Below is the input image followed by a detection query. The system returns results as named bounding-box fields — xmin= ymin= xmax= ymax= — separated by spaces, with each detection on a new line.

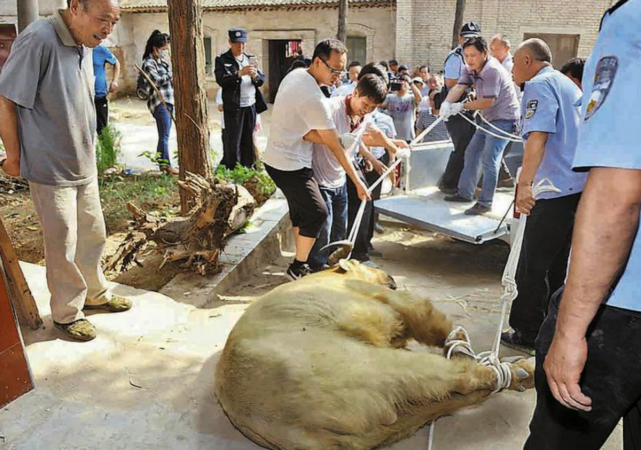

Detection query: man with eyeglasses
xmin=263 ymin=38 xmax=370 ymax=280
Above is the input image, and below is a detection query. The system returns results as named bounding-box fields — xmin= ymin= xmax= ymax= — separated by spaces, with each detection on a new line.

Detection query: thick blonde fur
xmin=214 ymin=261 xmax=534 ymax=450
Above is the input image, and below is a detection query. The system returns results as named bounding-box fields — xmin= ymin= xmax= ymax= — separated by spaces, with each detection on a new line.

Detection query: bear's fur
xmin=215 ymin=260 xmax=534 ymax=450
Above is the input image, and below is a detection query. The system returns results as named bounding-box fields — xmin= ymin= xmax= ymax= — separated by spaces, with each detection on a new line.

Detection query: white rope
xmin=477 ymin=112 xmax=524 ymax=142
xmin=427 ymin=180 xmax=560 ymax=450
xmin=324 ymin=117 xmax=446 ymax=257
xmin=456 ymin=111 xmax=523 ymax=143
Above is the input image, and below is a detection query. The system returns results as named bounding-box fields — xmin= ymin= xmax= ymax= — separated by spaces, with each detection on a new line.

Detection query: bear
xmin=214 ymin=260 xmax=534 ymax=450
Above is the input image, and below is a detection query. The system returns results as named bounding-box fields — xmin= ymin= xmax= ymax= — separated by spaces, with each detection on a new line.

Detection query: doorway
xmin=0 ymin=24 xmax=17 ymax=73
xmin=267 ymin=39 xmax=302 ymax=102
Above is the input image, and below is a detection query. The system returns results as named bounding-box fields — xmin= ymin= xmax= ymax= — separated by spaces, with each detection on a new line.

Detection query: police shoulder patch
xmin=585 ymin=56 xmax=618 ymax=121
xmin=524 ymin=99 xmax=538 ymax=119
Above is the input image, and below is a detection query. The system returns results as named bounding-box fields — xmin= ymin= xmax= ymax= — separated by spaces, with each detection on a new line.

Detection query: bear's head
xmin=324 ymin=259 xmax=397 ymax=290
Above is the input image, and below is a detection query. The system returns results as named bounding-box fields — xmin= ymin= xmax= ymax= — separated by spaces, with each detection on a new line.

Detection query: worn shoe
xmin=501 ymin=330 xmax=536 ymax=356
xmin=497 ymin=177 xmax=516 ymax=189
xmin=369 ymin=248 xmax=383 ymax=258
xmin=374 ymin=223 xmax=385 ymax=234
xmin=54 ymin=319 xmax=97 ymax=342
xmin=444 ymin=194 xmax=474 ymax=203
xmin=438 ymin=183 xmax=458 ymax=195
xmin=287 ymin=262 xmax=312 ymax=280
xmin=84 ymin=296 xmax=132 ymax=313
xmin=162 ymin=166 xmax=179 ymax=176
xmin=464 ymin=203 xmax=491 ymax=216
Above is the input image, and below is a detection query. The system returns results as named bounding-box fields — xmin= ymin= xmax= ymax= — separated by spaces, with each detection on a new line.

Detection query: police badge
xmin=525 ymin=100 xmax=538 ymax=119
xmin=585 ymin=56 xmax=618 ymax=121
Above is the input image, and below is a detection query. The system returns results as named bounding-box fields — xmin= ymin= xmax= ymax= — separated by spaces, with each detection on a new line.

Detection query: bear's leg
xmin=380 ymin=291 xmax=454 ymax=347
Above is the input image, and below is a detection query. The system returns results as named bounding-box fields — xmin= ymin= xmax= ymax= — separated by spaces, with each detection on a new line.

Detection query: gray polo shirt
xmin=0 ymin=9 xmax=97 ymax=186
xmin=459 ymin=56 xmax=520 ymax=122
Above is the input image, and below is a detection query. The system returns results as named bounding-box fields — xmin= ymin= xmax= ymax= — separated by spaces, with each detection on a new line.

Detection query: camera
xmin=389 ymin=74 xmax=410 ymax=92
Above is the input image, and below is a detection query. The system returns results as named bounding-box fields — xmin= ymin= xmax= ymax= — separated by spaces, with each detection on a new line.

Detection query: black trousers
xmin=222 ymin=104 xmax=256 ymax=169
xmin=346 ymin=162 xmax=372 ymax=261
xmin=364 ymin=152 xmax=390 ymax=247
xmin=509 ymin=193 xmax=581 ymax=341
xmin=264 ymin=165 xmax=327 ymax=239
xmin=441 ymin=113 xmax=476 ymax=189
xmin=524 ymin=288 xmax=641 ymax=450
xmin=95 ymin=96 xmax=109 ymax=136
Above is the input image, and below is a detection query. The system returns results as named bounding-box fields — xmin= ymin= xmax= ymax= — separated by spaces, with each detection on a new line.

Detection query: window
xmin=523 ymin=33 xmax=580 ymax=69
xmin=346 ymin=36 xmax=366 ymax=66
xmin=204 ymin=36 xmax=213 ymax=75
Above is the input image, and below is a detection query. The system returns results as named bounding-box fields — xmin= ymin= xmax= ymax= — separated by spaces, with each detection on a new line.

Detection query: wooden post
xmin=337 ymin=0 xmax=348 ymax=43
xmin=452 ymin=0 xmax=467 ymax=49
xmin=0 ymin=215 xmax=41 ymax=330
xmin=167 ymin=0 xmax=212 ymax=215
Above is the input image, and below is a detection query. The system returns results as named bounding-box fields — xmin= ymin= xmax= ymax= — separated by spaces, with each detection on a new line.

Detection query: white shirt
xmin=331 ymin=81 xmax=357 ymax=98
xmin=216 ymin=88 xmax=224 ymax=129
xmin=312 ymin=96 xmax=356 ymax=189
xmin=235 ymin=54 xmax=256 ymax=108
xmin=263 ymin=69 xmax=335 ymax=171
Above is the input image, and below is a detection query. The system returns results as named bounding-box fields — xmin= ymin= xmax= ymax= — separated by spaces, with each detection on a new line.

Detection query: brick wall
xmin=396 ymin=0 xmax=613 ymax=72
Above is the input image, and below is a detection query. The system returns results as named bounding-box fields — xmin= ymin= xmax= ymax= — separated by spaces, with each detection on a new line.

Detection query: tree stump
xmin=105 ymin=173 xmax=256 ymax=276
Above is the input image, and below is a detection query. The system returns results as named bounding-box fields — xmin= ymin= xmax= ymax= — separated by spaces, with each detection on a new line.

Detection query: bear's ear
xmin=338 ymin=259 xmax=354 ymax=272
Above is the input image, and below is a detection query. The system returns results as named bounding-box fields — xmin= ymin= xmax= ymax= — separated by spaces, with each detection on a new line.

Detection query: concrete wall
xmin=0 ymin=0 xmax=65 ymax=24
xmin=110 ymin=5 xmax=396 ymax=96
xmin=395 ymin=0 xmax=613 ymax=71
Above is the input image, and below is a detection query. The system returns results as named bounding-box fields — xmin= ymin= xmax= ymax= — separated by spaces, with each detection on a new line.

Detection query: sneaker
xmin=464 ymin=203 xmax=491 ymax=216
xmin=54 ymin=319 xmax=97 ymax=342
xmin=374 ymin=223 xmax=385 ymax=234
xmin=501 ymin=330 xmax=536 ymax=356
xmin=497 ymin=177 xmax=516 ymax=189
xmin=369 ymin=248 xmax=383 ymax=258
xmin=84 ymin=296 xmax=132 ymax=313
xmin=444 ymin=194 xmax=474 ymax=203
xmin=287 ymin=262 xmax=312 ymax=280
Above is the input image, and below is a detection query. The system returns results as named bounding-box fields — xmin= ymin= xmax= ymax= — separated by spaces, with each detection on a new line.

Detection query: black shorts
xmin=264 ymin=164 xmax=328 ymax=238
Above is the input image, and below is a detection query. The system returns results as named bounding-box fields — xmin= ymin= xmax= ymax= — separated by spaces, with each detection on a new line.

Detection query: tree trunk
xmin=104 ymin=173 xmax=256 ymax=276
xmin=337 ymin=0 xmax=348 ymax=43
xmin=167 ymin=0 xmax=212 ymax=214
xmin=17 ymin=0 xmax=39 ymax=33
xmin=452 ymin=0 xmax=467 ymax=49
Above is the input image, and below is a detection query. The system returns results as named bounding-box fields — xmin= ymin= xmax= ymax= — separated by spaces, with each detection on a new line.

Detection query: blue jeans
xmin=308 ymin=184 xmax=348 ymax=269
xmin=153 ymin=103 xmax=174 ymax=168
xmin=457 ymin=119 xmax=516 ymax=207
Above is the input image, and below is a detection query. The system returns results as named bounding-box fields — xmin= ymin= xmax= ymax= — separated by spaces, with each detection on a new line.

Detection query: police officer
xmin=523 ymin=1 xmax=641 ymax=448
xmin=500 ymin=39 xmax=587 ymax=354
xmin=437 ymin=22 xmax=479 ymax=194
xmin=215 ymin=27 xmax=268 ymax=169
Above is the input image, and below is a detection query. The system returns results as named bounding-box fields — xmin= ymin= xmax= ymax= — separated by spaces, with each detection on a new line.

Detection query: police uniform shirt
xmin=572 ymin=0 xmax=641 ymax=312
xmin=521 ymin=66 xmax=587 ymax=200
xmin=443 ymin=46 xmax=464 ymax=82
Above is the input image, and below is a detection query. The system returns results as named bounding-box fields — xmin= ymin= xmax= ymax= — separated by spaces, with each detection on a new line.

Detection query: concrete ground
xmin=0 ymin=227 xmax=622 ymax=450
xmin=108 ymin=97 xmax=270 ymax=172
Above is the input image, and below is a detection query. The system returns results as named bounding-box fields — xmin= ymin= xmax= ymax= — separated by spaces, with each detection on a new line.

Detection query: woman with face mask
xmin=142 ymin=30 xmax=178 ymax=175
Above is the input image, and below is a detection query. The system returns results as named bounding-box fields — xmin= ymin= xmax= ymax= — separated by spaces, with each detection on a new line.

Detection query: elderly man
xmin=441 ymin=36 xmax=520 ymax=215
xmin=0 ymin=0 xmax=131 ymax=342
xmin=215 ymin=27 xmax=267 ymax=169
xmin=490 ymin=34 xmax=514 ymax=73
xmin=501 ymin=39 xmax=587 ymax=354
xmin=523 ymin=2 xmax=641 ymax=449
